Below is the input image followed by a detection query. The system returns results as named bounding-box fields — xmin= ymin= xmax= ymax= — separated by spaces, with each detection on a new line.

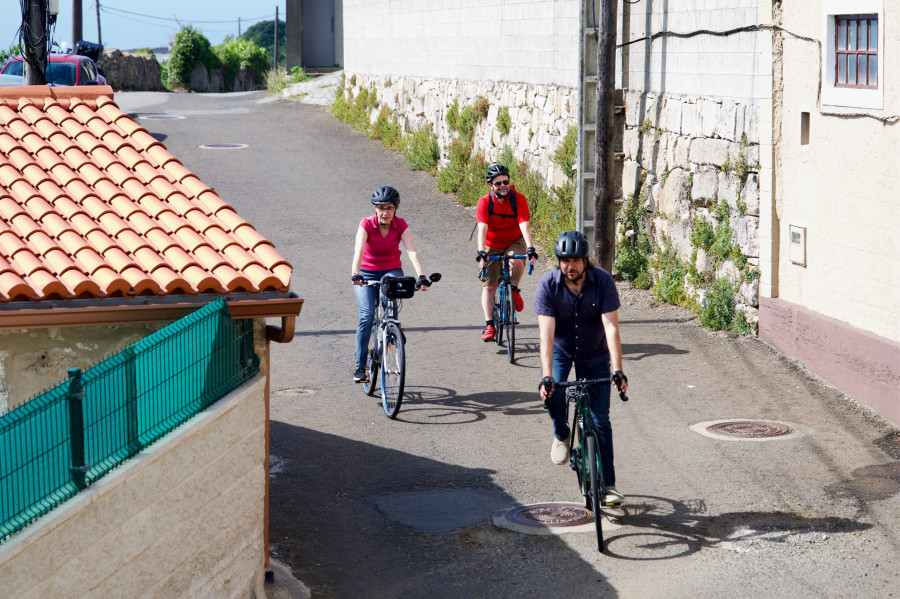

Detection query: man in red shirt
xmin=475 ymin=163 xmax=538 ymax=342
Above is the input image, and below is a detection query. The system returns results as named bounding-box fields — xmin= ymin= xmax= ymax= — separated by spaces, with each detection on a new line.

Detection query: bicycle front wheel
xmin=363 ymin=325 xmax=379 ymax=396
xmin=381 ymin=322 xmax=405 ymax=418
xmin=586 ymin=434 xmax=604 ymax=552
xmin=504 ymin=282 xmax=516 ymax=363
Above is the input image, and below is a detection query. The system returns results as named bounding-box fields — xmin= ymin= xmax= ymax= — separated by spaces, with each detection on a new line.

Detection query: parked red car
xmin=0 ymin=54 xmax=106 ymax=86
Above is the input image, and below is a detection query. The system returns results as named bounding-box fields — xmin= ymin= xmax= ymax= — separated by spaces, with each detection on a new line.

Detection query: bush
xmin=216 ymin=37 xmax=268 ymax=87
xmin=168 ymin=26 xmax=219 ymax=89
xmin=497 ymin=106 xmax=511 ymax=135
xmin=700 ymin=277 xmax=736 ymax=331
xmin=371 ymin=106 xmax=403 ymax=150
xmin=652 ymin=241 xmax=690 ymax=306
xmin=553 ymin=126 xmax=578 ymax=179
xmin=615 ymin=191 xmax=652 ymax=288
xmin=402 ymin=125 xmax=440 ymax=172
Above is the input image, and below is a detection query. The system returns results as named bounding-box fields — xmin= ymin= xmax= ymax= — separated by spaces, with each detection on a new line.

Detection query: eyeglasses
xmin=374 ymin=204 xmax=396 ymax=211
xmin=491 ymin=180 xmax=510 ymax=187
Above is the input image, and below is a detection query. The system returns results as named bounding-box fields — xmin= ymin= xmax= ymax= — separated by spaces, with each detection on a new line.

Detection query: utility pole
xmin=23 ymin=0 xmax=47 ymax=85
xmin=95 ymin=0 xmax=102 ymax=45
xmin=593 ymin=0 xmax=618 ymax=270
xmin=72 ymin=0 xmax=83 ymax=46
xmin=238 ymin=17 xmax=242 ymax=37
xmin=273 ymin=6 xmax=279 ymax=69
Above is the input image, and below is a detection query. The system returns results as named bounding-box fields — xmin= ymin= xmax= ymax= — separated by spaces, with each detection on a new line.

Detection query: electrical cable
xmin=100 ymin=5 xmax=274 ymax=25
xmin=618 ymin=22 xmax=898 ymax=125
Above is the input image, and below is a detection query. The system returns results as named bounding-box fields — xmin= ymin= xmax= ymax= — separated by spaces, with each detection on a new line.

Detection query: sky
xmin=1 ymin=1 xmax=287 ymax=54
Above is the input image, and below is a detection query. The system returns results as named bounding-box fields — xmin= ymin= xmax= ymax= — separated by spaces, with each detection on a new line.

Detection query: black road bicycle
xmin=361 ymin=273 xmax=440 ymax=418
xmin=481 ymin=254 xmax=532 ymax=363
xmin=556 ymin=377 xmax=628 ymax=552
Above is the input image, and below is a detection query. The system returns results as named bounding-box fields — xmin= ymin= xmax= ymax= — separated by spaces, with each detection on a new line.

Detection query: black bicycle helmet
xmin=485 ymin=163 xmax=510 ymax=182
xmin=554 ymin=231 xmax=590 ymax=259
xmin=371 ymin=186 xmax=400 ymax=206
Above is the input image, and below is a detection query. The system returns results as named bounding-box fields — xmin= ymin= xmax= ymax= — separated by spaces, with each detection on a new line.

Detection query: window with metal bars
xmin=835 ymin=15 xmax=878 ymax=88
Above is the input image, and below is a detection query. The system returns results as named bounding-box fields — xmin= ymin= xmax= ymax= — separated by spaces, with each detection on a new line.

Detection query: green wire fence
xmin=0 ymin=298 xmax=259 ymax=543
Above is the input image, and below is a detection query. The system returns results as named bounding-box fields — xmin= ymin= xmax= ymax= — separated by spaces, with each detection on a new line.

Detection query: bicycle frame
xmin=556 ymin=377 xmax=616 ymax=552
xmin=481 ymin=254 xmax=532 ymax=361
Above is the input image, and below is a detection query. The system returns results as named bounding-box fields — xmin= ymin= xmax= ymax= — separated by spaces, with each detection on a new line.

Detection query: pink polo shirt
xmin=360 ymin=215 xmax=408 ymax=271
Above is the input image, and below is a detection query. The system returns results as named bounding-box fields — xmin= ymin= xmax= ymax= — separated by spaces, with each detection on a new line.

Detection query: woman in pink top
xmin=350 ymin=186 xmax=429 ymax=383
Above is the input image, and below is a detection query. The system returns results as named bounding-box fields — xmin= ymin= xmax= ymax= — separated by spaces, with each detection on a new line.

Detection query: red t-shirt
xmin=476 ymin=186 xmax=530 ymax=249
xmin=360 ymin=215 xmax=408 ymax=271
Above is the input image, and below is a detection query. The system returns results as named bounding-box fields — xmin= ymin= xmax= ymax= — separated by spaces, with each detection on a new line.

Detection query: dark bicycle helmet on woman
xmin=553 ymin=230 xmax=590 ymax=259
xmin=485 ymin=163 xmax=510 ymax=182
xmin=371 ymin=186 xmax=400 ymax=206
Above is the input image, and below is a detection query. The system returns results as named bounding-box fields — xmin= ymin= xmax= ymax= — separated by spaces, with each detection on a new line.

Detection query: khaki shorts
xmin=478 ymin=238 xmax=527 ymax=286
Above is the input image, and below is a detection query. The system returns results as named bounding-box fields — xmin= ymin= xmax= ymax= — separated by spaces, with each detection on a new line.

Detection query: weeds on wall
xmin=330 ymin=79 xmax=577 ymax=256
xmin=614 ymin=189 xmax=652 ymax=289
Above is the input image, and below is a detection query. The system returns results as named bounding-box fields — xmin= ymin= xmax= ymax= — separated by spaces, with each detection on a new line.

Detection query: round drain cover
xmin=706 ymin=420 xmax=794 ymax=439
xmin=504 ymin=503 xmax=595 ymax=528
xmin=199 ymin=143 xmax=248 ymax=150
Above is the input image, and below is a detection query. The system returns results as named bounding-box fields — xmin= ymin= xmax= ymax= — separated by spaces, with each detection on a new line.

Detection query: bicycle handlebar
xmin=480 ymin=254 xmax=534 ymax=278
xmin=556 ymin=378 xmax=629 ymax=402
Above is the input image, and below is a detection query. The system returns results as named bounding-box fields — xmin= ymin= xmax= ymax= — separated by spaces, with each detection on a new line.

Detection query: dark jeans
xmin=546 ymin=350 xmax=615 ymax=487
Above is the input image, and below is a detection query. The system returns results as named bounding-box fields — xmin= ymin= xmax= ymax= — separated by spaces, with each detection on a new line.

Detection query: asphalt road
xmin=117 ymin=90 xmax=900 ymax=599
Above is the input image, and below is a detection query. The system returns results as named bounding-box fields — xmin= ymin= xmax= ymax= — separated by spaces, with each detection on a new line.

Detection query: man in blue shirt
xmin=535 ymin=231 xmax=629 ymax=504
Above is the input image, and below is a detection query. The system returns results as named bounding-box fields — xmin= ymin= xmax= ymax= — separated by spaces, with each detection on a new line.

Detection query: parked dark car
xmin=0 ymin=54 xmax=106 ymax=86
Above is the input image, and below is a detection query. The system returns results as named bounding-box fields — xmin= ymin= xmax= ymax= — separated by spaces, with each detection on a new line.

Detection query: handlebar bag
xmin=381 ymin=276 xmax=416 ymax=299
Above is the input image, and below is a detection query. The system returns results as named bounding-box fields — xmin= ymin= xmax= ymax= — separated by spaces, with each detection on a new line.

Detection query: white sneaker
xmin=603 ymin=486 xmax=624 ymax=506
xmin=550 ymin=436 xmax=570 ymax=465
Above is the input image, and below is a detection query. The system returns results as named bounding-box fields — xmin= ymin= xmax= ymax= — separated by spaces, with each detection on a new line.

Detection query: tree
xmin=240 ymin=20 xmax=285 ymax=67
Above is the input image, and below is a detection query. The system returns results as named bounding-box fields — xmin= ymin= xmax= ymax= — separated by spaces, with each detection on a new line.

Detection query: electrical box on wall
xmin=790 ymin=225 xmax=806 ymax=266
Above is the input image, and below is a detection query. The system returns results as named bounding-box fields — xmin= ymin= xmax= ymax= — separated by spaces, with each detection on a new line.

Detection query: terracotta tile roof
xmin=0 ymin=86 xmax=292 ymax=303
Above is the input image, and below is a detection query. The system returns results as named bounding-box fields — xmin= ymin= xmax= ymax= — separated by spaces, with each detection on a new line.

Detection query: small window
xmin=835 ymin=15 xmax=878 ymax=88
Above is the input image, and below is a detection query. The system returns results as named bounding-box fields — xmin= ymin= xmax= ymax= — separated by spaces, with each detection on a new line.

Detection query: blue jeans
xmin=546 ymin=351 xmax=616 ymax=487
xmin=354 ymin=268 xmax=403 ymax=368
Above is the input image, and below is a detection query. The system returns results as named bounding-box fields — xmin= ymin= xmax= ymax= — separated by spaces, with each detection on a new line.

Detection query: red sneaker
xmin=481 ymin=325 xmax=496 ymax=342
xmin=513 ymin=288 xmax=524 ymax=312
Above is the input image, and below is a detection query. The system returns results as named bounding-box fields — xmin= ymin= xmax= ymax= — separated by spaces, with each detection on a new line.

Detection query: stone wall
xmin=189 ymin=63 xmax=259 ymax=93
xmin=622 ymin=89 xmax=761 ymax=317
xmin=345 ymin=74 xmax=578 ymax=187
xmin=0 ymin=376 xmax=268 ymax=598
xmin=97 ymin=49 xmax=165 ymax=91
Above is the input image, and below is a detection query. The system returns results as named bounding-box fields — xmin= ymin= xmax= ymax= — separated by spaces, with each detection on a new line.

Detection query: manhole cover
xmin=504 ymin=503 xmax=595 ymax=528
xmin=691 ymin=419 xmax=807 ymax=442
xmin=140 ymin=114 xmax=185 ymax=120
xmin=493 ymin=502 xmax=623 ymax=536
xmin=199 ymin=143 xmax=248 ymax=150
xmin=707 ymin=421 xmax=794 ymax=439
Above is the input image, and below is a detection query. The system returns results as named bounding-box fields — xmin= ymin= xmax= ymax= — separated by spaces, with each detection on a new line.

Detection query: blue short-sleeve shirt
xmin=534 ymin=266 xmax=621 ymax=367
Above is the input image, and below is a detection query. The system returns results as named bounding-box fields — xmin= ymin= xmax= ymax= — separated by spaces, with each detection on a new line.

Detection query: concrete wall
xmin=0 ymin=376 xmax=268 ymax=599
xmin=343 ymin=0 xmax=581 ymax=88
xmin=0 ymin=322 xmax=166 ymax=415
xmin=617 ymin=0 xmax=765 ymax=103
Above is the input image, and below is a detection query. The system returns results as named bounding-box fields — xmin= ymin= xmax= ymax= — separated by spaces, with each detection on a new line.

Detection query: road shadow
xmin=602 ymin=494 xmax=872 ymax=560
xmin=391 ymin=387 xmax=545 ymax=423
xmin=269 ymin=422 xmax=619 ymax=598
xmin=622 ymin=342 xmax=689 ymax=361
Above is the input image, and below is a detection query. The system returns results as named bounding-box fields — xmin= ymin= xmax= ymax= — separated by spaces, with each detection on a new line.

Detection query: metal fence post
xmin=66 ymin=368 xmax=90 ymax=490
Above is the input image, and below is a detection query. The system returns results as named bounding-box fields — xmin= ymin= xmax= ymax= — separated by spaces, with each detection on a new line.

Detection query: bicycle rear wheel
xmin=363 ymin=325 xmax=379 ymax=396
xmin=504 ymin=282 xmax=516 ymax=363
xmin=586 ymin=434 xmax=604 ymax=552
xmin=381 ymin=322 xmax=405 ymax=418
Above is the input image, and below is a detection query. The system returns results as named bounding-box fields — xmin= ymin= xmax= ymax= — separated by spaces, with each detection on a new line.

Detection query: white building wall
xmin=343 ymin=0 xmax=581 ymax=88
xmin=778 ymin=0 xmax=900 ymax=342
xmin=618 ymin=0 xmax=764 ymax=102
